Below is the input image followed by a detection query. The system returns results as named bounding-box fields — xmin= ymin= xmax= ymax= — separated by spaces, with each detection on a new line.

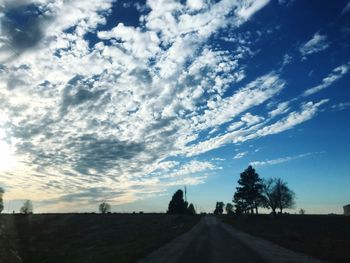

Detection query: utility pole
xmin=184 ymin=185 xmax=187 ymax=203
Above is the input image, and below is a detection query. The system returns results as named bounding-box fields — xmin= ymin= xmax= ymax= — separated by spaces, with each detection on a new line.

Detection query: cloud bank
xmin=0 ymin=0 xmax=334 ymax=210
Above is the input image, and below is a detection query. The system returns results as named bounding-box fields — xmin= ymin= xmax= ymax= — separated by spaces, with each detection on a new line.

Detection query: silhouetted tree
xmin=233 ymin=192 xmax=252 ymax=215
xmin=0 ymin=187 xmax=4 ymax=214
xmin=167 ymin=189 xmax=188 ymax=214
xmin=262 ymin=178 xmax=295 ymax=214
xmin=214 ymin=201 xmax=224 ymax=215
xmin=187 ymin=203 xmax=196 ymax=215
xmin=20 ymin=200 xmax=33 ymax=214
xmin=299 ymin=208 xmax=305 ymax=215
xmin=233 ymin=166 xmax=265 ymax=214
xmin=275 ymin=178 xmax=295 ymax=213
xmin=225 ymin=203 xmax=234 ymax=215
xmin=99 ymin=202 xmax=111 ymax=214
xmin=262 ymin=178 xmax=278 ymax=215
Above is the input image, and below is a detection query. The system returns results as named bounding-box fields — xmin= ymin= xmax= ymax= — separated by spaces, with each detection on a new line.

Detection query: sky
xmin=0 ymin=0 xmax=349 ymax=214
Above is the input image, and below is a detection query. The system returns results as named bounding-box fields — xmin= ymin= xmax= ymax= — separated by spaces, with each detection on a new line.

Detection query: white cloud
xmin=250 ymin=152 xmax=314 ymax=166
xmin=237 ymin=0 xmax=270 ymax=20
xmin=268 ymin=101 xmax=290 ymax=118
xmin=281 ymin=54 xmax=293 ymax=68
xmin=331 ymin=102 xmax=350 ymax=111
xmin=187 ymin=0 xmax=205 ymax=10
xmin=303 ymin=64 xmax=349 ymax=96
xmin=212 ymin=157 xmax=226 ymax=161
xmin=186 ymin=99 xmax=328 ymax=156
xmin=299 ymin=33 xmax=330 ymax=58
xmin=227 ymin=121 xmax=245 ymax=132
xmin=233 ymin=151 xmax=248 ymax=159
xmin=241 ymin=112 xmax=264 ymax=126
xmin=256 ymin=99 xmax=328 ymax=136
xmin=162 ymin=160 xmax=217 ymax=178
xmin=190 ymin=72 xmax=285 ymax=131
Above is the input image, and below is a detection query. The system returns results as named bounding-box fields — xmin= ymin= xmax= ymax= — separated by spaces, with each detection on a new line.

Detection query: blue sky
xmin=0 ymin=0 xmax=349 ymax=214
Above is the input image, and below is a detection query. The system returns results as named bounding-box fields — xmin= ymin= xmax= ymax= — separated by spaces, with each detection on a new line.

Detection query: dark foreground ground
xmin=221 ymin=214 xmax=350 ymax=263
xmin=140 ymin=216 xmax=265 ymax=263
xmin=0 ymin=213 xmax=199 ymax=263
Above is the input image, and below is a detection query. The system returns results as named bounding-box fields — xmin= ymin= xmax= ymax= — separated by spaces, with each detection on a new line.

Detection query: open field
xmin=221 ymin=214 xmax=350 ymax=263
xmin=0 ymin=213 xmax=199 ymax=263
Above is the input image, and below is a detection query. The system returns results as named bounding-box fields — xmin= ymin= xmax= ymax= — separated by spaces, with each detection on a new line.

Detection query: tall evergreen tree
xmin=233 ymin=166 xmax=265 ymax=214
xmin=167 ymin=189 xmax=188 ymax=214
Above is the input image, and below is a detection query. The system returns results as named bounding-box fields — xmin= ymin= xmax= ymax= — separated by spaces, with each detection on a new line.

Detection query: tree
xmin=299 ymin=208 xmax=305 ymax=215
xmin=213 ymin=202 xmax=224 ymax=215
xmin=20 ymin=200 xmax=33 ymax=214
xmin=99 ymin=202 xmax=111 ymax=214
xmin=233 ymin=166 xmax=265 ymax=214
xmin=275 ymin=178 xmax=295 ymax=213
xmin=262 ymin=178 xmax=295 ymax=214
xmin=187 ymin=203 xmax=196 ymax=215
xmin=167 ymin=189 xmax=188 ymax=214
xmin=262 ymin=178 xmax=278 ymax=215
xmin=0 ymin=187 xmax=4 ymax=214
xmin=225 ymin=203 xmax=234 ymax=215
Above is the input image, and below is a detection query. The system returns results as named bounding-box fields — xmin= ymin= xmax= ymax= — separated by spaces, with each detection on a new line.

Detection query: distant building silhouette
xmin=344 ymin=204 xmax=350 ymax=215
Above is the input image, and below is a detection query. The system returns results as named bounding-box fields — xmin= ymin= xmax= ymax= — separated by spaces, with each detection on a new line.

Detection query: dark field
xmin=221 ymin=214 xmax=350 ymax=263
xmin=0 ymin=213 xmax=199 ymax=263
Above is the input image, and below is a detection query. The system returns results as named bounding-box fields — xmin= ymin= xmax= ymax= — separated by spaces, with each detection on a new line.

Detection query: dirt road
xmin=139 ymin=216 xmax=323 ymax=263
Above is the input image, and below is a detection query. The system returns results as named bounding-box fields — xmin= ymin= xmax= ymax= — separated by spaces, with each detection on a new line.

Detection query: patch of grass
xmin=220 ymin=214 xmax=350 ymax=263
xmin=0 ymin=213 xmax=199 ymax=263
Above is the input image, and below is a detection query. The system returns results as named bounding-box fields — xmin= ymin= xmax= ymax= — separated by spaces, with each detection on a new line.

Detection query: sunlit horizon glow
xmin=0 ymin=0 xmax=349 ymax=214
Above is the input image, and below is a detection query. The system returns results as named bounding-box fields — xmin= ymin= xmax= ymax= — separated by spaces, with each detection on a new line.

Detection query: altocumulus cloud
xmin=0 ymin=0 xmax=332 ymax=210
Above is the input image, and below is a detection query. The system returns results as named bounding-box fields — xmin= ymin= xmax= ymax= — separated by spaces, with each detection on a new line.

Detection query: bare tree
xmin=20 ymin=200 xmax=33 ymax=214
xmin=262 ymin=178 xmax=278 ymax=215
xmin=262 ymin=178 xmax=295 ymax=214
xmin=275 ymin=178 xmax=295 ymax=213
xmin=99 ymin=202 xmax=111 ymax=214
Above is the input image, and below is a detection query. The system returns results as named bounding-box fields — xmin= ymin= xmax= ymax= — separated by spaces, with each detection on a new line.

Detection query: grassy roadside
xmin=220 ymin=214 xmax=350 ymax=263
xmin=0 ymin=213 xmax=199 ymax=263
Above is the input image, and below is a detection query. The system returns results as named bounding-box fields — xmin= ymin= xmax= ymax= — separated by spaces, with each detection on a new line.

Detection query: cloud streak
xmin=303 ymin=64 xmax=349 ymax=96
xmin=299 ymin=33 xmax=330 ymax=58
xmin=250 ymin=152 xmax=315 ymax=166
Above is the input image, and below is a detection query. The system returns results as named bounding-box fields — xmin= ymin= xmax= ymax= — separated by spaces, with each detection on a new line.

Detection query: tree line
xmin=0 ymin=165 xmax=295 ymax=215
xmin=214 ymin=165 xmax=295 ymax=215
xmin=164 ymin=165 xmax=295 ymax=216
